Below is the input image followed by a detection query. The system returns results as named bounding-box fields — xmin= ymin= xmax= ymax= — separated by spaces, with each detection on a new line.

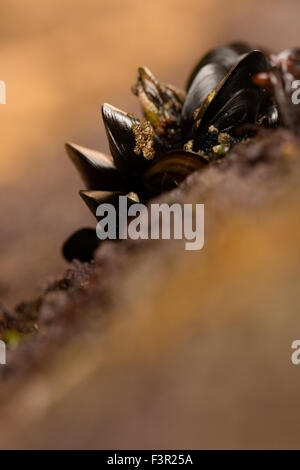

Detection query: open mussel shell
xmin=102 ymin=103 xmax=155 ymax=185
xmin=186 ymin=43 xmax=252 ymax=91
xmin=142 ymin=150 xmax=208 ymax=198
xmin=192 ymin=50 xmax=270 ymax=150
xmin=133 ymin=66 xmax=185 ymax=150
xmin=65 ymin=142 xmax=126 ymax=191
xmin=62 ymin=227 xmax=100 ymax=262
xmin=135 ymin=66 xmax=167 ymax=120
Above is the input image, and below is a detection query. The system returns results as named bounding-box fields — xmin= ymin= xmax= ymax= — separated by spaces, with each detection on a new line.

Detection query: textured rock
xmin=1 ymin=127 xmax=300 ymax=448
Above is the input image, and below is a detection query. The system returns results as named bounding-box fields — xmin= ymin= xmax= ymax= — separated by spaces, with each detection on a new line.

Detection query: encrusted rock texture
xmin=1 ymin=127 xmax=300 ymax=448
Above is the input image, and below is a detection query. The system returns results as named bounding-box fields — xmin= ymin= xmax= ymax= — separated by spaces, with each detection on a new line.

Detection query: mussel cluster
xmin=63 ymin=42 xmax=300 ymax=261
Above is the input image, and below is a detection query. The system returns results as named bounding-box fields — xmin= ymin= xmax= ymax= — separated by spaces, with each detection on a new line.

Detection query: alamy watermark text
xmin=96 ymin=197 xmax=204 ymax=250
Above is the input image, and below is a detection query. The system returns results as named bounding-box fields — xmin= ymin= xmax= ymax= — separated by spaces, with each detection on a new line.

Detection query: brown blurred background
xmin=0 ymin=0 xmax=300 ymax=307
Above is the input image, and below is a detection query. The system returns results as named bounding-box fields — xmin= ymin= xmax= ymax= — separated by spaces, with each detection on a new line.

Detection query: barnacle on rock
xmin=132 ymin=120 xmax=155 ymax=160
xmin=63 ymin=42 xmax=300 ymax=262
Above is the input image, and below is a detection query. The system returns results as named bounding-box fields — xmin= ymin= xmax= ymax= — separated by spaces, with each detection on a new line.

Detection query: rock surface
xmin=1 ymin=127 xmax=300 ymax=448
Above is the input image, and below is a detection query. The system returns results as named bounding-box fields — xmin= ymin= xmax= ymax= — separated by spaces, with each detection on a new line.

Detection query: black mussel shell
xmin=182 ymin=63 xmax=228 ymax=131
xmin=197 ymin=50 xmax=269 ymax=128
xmin=79 ymin=190 xmax=138 ymax=220
xmin=142 ymin=150 xmax=208 ymax=197
xmin=80 ymin=190 xmax=120 ymax=220
xmin=208 ymin=88 xmax=262 ymax=132
xmin=63 ymin=192 xmax=140 ymax=262
xmin=257 ymin=96 xmax=279 ymax=127
xmin=193 ymin=88 xmax=263 ymax=153
xmin=65 ymin=142 xmax=126 ymax=191
xmin=191 ymin=50 xmax=270 ymax=150
xmin=62 ymin=227 xmax=100 ymax=262
xmin=182 ymin=46 xmax=258 ymax=133
xmin=80 ymin=190 xmax=139 ymax=242
xmin=186 ymin=43 xmax=252 ymax=91
xmin=102 ymin=103 xmax=157 ymax=187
